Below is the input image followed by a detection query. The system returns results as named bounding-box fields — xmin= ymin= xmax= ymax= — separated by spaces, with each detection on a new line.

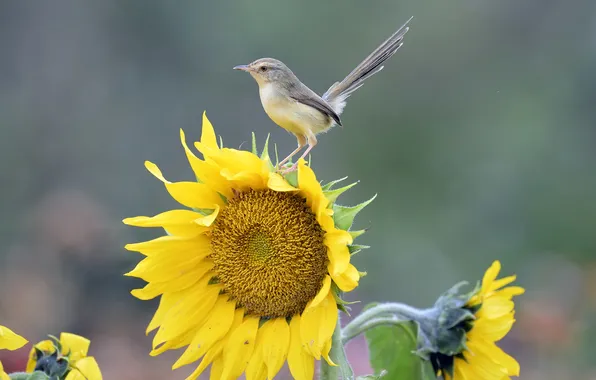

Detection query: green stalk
xmin=320 ymin=312 xmax=354 ymax=380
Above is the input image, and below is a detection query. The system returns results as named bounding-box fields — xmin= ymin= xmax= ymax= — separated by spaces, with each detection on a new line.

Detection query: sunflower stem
xmin=321 ymin=312 xmax=354 ymax=380
xmin=9 ymin=371 xmax=50 ymax=380
xmin=341 ymin=315 xmax=405 ymax=344
xmin=8 ymin=374 xmax=28 ymax=380
xmin=341 ymin=303 xmax=430 ymax=344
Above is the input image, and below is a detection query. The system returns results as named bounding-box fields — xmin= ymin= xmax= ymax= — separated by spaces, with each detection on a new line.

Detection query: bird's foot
xmin=279 ymin=162 xmax=298 ymax=175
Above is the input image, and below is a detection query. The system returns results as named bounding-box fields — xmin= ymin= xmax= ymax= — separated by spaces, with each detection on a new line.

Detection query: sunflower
xmin=431 ymin=261 xmax=525 ymax=380
xmin=26 ymin=332 xmax=102 ymax=380
xmin=0 ymin=325 xmax=28 ymax=380
xmin=123 ymin=113 xmax=370 ymax=380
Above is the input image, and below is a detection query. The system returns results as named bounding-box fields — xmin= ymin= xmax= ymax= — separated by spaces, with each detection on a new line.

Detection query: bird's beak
xmin=233 ymin=64 xmax=251 ymax=72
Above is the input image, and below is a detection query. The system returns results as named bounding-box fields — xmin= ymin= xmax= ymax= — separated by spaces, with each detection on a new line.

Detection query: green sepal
xmin=322 ymin=176 xmax=348 ymax=191
xmin=274 ymin=144 xmax=280 ymax=166
xmin=251 ymin=132 xmax=258 ymax=155
xmin=192 ymin=207 xmax=218 ymax=217
xmin=48 ymin=335 xmax=62 ymax=353
xmin=349 ymin=229 xmax=368 ymax=240
xmin=260 ymin=134 xmax=272 ymax=164
xmin=324 ymin=181 xmax=359 ymax=204
xmin=349 ymin=244 xmax=370 ymax=256
xmin=284 ymin=170 xmax=298 ymax=188
xmin=333 ymin=194 xmax=377 ymax=231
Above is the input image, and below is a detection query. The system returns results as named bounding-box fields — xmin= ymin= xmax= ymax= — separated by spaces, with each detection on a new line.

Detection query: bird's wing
xmin=290 ymin=90 xmax=342 ymax=126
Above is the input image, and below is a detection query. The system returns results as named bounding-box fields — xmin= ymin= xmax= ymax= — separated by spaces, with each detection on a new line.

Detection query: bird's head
xmin=233 ymin=58 xmax=294 ymax=87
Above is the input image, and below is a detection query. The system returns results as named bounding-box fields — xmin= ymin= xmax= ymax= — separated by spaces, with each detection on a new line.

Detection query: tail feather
xmin=323 ymin=16 xmax=412 ymax=114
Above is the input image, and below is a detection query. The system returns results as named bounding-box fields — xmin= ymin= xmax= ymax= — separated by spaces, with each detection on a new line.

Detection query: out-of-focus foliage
xmin=0 ymin=0 xmax=594 ymax=378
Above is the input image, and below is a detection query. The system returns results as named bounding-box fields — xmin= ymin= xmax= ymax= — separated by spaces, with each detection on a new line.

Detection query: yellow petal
xmin=220 ymin=168 xmax=267 ymax=190
xmin=185 ymin=308 xmax=245 ymax=380
xmin=297 ymin=160 xmax=326 ymax=213
xmin=0 ymin=325 xmax=28 ymax=350
xmin=180 ymin=129 xmax=233 ymax=198
xmin=173 ymin=297 xmax=237 ymax=369
xmin=488 ymin=275 xmax=516 ymax=292
xmin=321 ymin=337 xmax=336 ymax=366
xmin=144 ymin=161 xmax=224 ymax=209
xmin=324 ymin=229 xmax=353 ymax=246
xmin=325 ymin=230 xmax=353 ymax=275
xmin=147 ymin=291 xmax=185 ymax=334
xmin=152 ymin=277 xmax=221 ymax=348
xmin=151 ymin=327 xmax=199 ymax=357
xmin=220 ymin=316 xmax=260 ymax=380
xmin=476 ymin=296 xmax=514 ymax=320
xmin=209 ymin=355 xmax=225 ymax=380
xmin=132 ymin=277 xmax=187 ymax=300
xmin=316 ymin=211 xmax=336 ymax=233
xmin=130 ymin=259 xmax=213 ymax=301
xmin=124 ymin=234 xmax=211 ymax=257
xmin=123 ymin=210 xmax=209 ymax=237
xmin=59 ymin=333 xmax=90 ymax=361
xmin=300 ymin=292 xmax=337 ymax=359
xmin=126 ymin=248 xmax=213 ymax=282
xmin=304 ymin=275 xmax=331 ymax=313
xmin=469 ymin=313 xmax=515 ymax=343
xmin=485 ymin=342 xmax=520 ymax=376
xmin=261 ymin=318 xmax=290 ymax=379
xmin=0 ymin=362 xmax=9 ymax=380
xmin=66 ymin=356 xmax=102 ymax=380
xmin=287 ymin=316 xmax=314 ymax=380
xmin=481 ymin=261 xmax=501 ymax=295
xmin=330 ymin=263 xmax=360 ymax=292
xmin=267 ymin=173 xmax=298 ymax=192
xmin=195 ymin=206 xmax=220 ymax=227
xmin=453 ymin=363 xmax=469 ymax=380
xmin=245 ymin=327 xmax=267 ymax=380
xmin=465 ymin=340 xmax=514 ymax=380
xmin=201 ymin=111 xmax=219 ymax=151
xmin=494 ymin=286 xmax=525 ymax=299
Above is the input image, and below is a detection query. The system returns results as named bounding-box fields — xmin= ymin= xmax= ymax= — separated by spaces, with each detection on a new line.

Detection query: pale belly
xmin=259 ymin=86 xmax=331 ymax=137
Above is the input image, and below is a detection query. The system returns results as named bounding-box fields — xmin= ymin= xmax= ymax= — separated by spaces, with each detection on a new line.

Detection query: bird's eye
xmin=260 ymin=66 xmax=268 ymax=72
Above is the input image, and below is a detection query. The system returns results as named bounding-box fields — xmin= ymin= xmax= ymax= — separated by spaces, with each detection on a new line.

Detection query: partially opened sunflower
xmin=124 ymin=113 xmax=370 ymax=380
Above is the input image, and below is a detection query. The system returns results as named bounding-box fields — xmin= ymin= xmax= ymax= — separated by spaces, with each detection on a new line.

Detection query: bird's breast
xmin=258 ymin=84 xmax=331 ymax=136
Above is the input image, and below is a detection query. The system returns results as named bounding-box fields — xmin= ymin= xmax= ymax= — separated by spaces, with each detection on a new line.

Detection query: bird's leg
xmin=280 ymin=135 xmax=317 ymax=174
xmin=277 ymin=135 xmax=306 ymax=169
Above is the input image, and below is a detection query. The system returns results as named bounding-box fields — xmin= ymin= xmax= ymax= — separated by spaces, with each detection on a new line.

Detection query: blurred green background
xmin=1 ymin=0 xmax=595 ymax=379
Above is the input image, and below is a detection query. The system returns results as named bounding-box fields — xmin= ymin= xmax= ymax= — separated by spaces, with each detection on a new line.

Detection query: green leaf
xmin=285 ymin=170 xmax=298 ymax=188
xmin=365 ymin=320 xmax=437 ymax=380
xmin=349 ymin=229 xmax=368 ymax=240
xmin=349 ymin=244 xmax=369 ymax=255
xmin=251 ymin=132 xmax=258 ymax=155
xmin=322 ymin=176 xmax=348 ymax=191
xmin=260 ymin=134 xmax=271 ymax=162
xmin=323 ymin=181 xmax=358 ymax=204
xmin=333 ymin=194 xmax=377 ymax=230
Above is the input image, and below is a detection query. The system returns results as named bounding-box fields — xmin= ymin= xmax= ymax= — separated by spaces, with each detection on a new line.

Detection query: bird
xmin=234 ymin=17 xmax=412 ymax=173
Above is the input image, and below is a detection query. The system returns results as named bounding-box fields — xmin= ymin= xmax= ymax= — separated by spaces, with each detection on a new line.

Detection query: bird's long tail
xmin=322 ymin=17 xmax=412 ymax=114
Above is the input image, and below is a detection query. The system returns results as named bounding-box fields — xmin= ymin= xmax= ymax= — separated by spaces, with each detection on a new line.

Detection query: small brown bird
xmin=234 ymin=17 xmax=412 ymax=173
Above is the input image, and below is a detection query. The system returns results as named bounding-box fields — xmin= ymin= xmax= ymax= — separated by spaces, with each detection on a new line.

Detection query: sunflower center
xmin=210 ymin=189 xmax=328 ymax=318
xmin=247 ymin=227 xmax=273 ymax=261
